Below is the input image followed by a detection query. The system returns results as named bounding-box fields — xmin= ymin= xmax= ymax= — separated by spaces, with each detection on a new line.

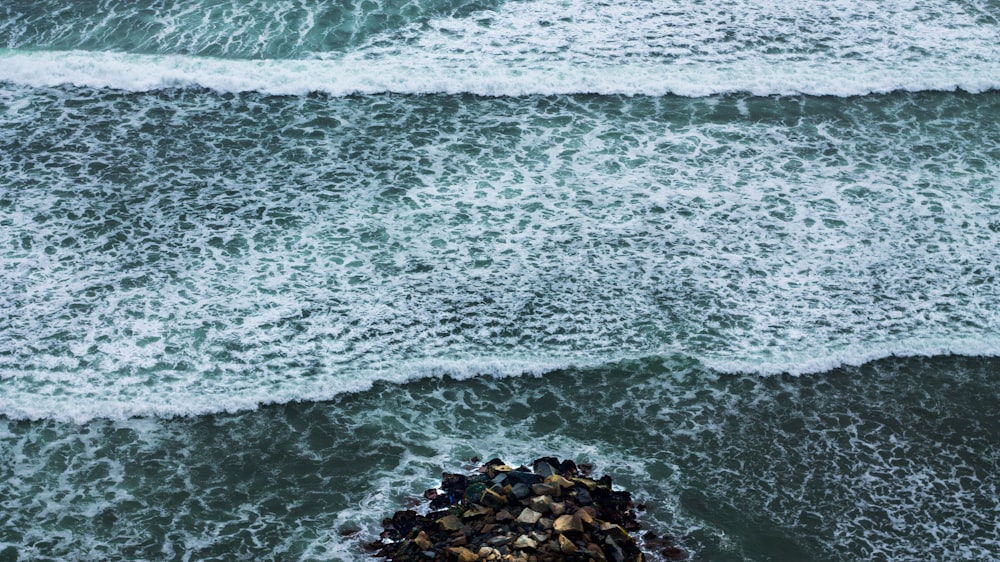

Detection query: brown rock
xmin=413 ymin=531 xmax=433 ymax=550
xmin=558 ymin=534 xmax=577 ymax=555
xmin=543 ymin=475 xmax=574 ymax=490
xmin=549 ymin=502 xmax=566 ymax=517
xmin=447 ymin=546 xmax=478 ymax=562
xmin=537 ymin=518 xmax=553 ymax=530
xmin=440 ymin=514 xmax=463 ymax=531
xmin=553 ymin=514 xmax=584 ymax=534
xmin=496 ymin=509 xmax=515 ymax=522
xmin=584 ymin=543 xmax=607 ymax=562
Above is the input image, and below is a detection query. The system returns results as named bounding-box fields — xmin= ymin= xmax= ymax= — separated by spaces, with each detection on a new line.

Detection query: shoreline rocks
xmin=367 ymin=458 xmax=685 ymax=562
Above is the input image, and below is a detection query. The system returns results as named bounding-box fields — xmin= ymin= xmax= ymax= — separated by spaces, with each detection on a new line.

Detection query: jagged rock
xmin=510 ymin=483 xmax=531 ymax=499
xmin=527 ymin=495 xmax=551 ymax=514
xmin=439 ymin=515 xmax=462 ymax=531
xmin=558 ymin=534 xmax=577 ymax=554
xmin=573 ymin=487 xmax=594 ymax=505
xmin=414 ymin=531 xmax=432 ymax=550
xmin=512 ymin=536 xmax=537 ymax=550
xmin=446 ymin=546 xmax=478 ymax=562
xmin=516 ymin=508 xmax=542 ymax=525
xmin=553 ymin=514 xmax=584 ymax=534
xmin=371 ymin=457 xmax=678 ymax=562
xmin=480 ymin=488 xmax=507 ymax=508
xmin=532 ymin=459 xmax=558 ymax=477
xmin=543 ymin=475 xmax=573 ymax=490
xmin=463 ymin=504 xmax=492 ymax=518
xmin=488 ymin=536 xmax=512 ymax=547
xmin=529 ymin=483 xmax=561 ymax=497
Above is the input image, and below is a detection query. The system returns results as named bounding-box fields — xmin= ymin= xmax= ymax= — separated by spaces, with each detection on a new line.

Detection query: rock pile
xmin=368 ymin=457 xmax=684 ymax=562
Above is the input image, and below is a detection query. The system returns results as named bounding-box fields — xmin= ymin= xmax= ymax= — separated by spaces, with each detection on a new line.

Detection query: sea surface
xmin=2 ymin=0 xmax=1000 ymax=560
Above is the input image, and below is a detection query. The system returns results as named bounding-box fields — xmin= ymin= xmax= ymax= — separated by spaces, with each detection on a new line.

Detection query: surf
xmin=1 ymin=48 xmax=998 ymax=98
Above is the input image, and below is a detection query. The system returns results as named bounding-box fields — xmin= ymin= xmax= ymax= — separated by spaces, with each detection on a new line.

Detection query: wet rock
xmin=370 ymin=457 xmax=682 ymax=562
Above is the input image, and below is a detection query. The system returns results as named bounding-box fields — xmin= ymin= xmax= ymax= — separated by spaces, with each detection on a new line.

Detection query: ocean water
xmin=1 ymin=0 xmax=999 ymax=560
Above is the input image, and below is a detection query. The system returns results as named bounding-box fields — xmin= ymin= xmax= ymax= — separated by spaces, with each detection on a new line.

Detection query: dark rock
xmin=510 ymin=483 xmax=531 ymax=498
xmin=371 ymin=457 xmax=681 ymax=562
xmin=479 ymin=487 xmax=507 ymax=508
xmin=573 ymin=487 xmax=594 ymax=505
xmin=532 ymin=458 xmax=559 ymax=477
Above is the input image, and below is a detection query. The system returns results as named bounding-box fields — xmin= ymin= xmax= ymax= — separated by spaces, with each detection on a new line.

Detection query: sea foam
xmin=1 ymin=49 xmax=998 ymax=97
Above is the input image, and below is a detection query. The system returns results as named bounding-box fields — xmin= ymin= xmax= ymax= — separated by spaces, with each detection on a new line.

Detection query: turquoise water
xmin=2 ymin=0 xmax=1000 ymax=560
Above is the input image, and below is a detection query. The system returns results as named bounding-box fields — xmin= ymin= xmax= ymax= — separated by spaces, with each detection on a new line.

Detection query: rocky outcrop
xmin=368 ymin=457 xmax=685 ymax=562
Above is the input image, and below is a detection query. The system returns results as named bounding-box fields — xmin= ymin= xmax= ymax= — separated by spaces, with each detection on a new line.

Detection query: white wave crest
xmin=1 ymin=49 xmax=998 ymax=97
xmin=4 ymin=342 xmax=1000 ymax=423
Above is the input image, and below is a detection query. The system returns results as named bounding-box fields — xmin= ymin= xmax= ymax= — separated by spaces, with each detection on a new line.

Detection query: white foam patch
xmin=700 ymin=336 xmax=1000 ymax=376
xmin=2 ymin=87 xmax=1000 ymax=421
xmin=0 ymin=47 xmax=997 ymax=97
xmin=2 ymin=0 xmax=999 ymax=96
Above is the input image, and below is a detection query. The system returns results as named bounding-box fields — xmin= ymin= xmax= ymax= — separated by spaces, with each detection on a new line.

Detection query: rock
xmin=463 ymin=505 xmax=492 ymax=519
xmin=512 ymin=536 xmax=537 ymax=550
xmin=516 ymin=508 xmax=542 ymax=525
xmin=480 ymin=488 xmax=507 ymax=508
xmin=510 ymin=483 xmax=531 ymax=499
xmin=553 ymin=514 xmax=584 ymax=534
xmin=446 ymin=546 xmax=478 ymax=562
xmin=527 ymin=495 xmax=551 ymax=514
xmin=584 ymin=543 xmax=608 ymax=562
xmin=557 ymin=534 xmax=577 ymax=555
xmin=543 ymin=475 xmax=573 ymax=490
xmin=573 ymin=487 xmax=594 ymax=505
xmin=372 ymin=457 xmax=671 ymax=562
xmin=488 ymin=536 xmax=512 ymax=547
xmin=532 ymin=461 xmax=557 ymax=477
xmin=506 ymin=471 xmax=544 ymax=487
xmin=414 ymin=531 xmax=432 ymax=550
xmin=529 ymin=483 xmax=561 ymax=497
